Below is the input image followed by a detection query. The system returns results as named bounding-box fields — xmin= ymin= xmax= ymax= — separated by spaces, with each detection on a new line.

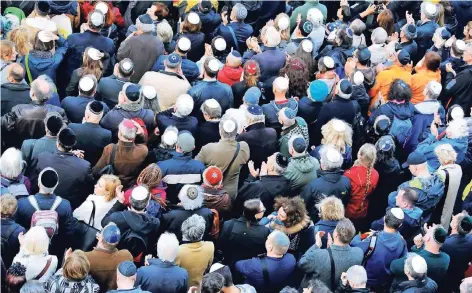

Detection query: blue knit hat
xmin=247 ymin=105 xmax=263 ymax=115
xmin=308 ymin=80 xmax=329 ymax=102
xmin=282 ymin=107 xmax=296 ymax=119
xmin=243 ymin=87 xmax=261 ymax=105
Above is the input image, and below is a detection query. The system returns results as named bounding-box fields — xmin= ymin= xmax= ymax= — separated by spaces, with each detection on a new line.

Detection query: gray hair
xmin=320 ymin=145 xmax=344 ymax=170
xmin=219 ymin=116 xmax=238 ymax=140
xmin=37 ymin=75 xmax=56 ymax=100
xmin=232 ymin=3 xmax=247 ymax=21
xmin=118 ymin=119 xmax=137 ymax=140
xmin=175 ymin=94 xmax=194 ymax=117
xmin=371 ymin=27 xmax=388 ymax=44
xmin=181 ymin=214 xmax=206 ymax=242
xmin=157 ymin=21 xmax=173 ymax=43
xmin=178 ymin=185 xmax=204 ymax=210
xmin=157 ymin=232 xmax=179 ymax=262
xmin=346 ymin=265 xmax=367 ymax=287
xmin=31 ymin=77 xmax=52 ymax=103
xmin=201 ymin=100 xmax=222 ymax=119
xmin=405 ymin=253 xmax=427 ymax=280
xmin=245 ymin=111 xmax=265 ymax=125
xmin=350 ymin=19 xmax=366 ymax=36
xmin=78 ymin=74 xmax=98 ymax=96
xmin=434 ymin=143 xmax=457 ymax=165
xmin=269 ymin=231 xmax=290 ymax=255
xmin=335 ymin=218 xmax=356 ymax=244
xmin=0 ymin=148 xmax=24 ymax=179
xmin=20 ymin=281 xmax=45 ymax=293
xmin=460 ymin=279 xmax=472 ymax=293
xmin=307 ymin=8 xmax=323 ymax=27
xmin=265 ymin=26 xmax=281 ymax=47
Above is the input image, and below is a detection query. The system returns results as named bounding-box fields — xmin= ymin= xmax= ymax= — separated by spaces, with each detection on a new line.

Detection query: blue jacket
xmin=371 ymin=207 xmax=422 ymax=242
xmin=61 ymin=96 xmax=109 ymax=124
xmin=20 ymin=37 xmax=68 ymax=83
xmin=313 ymin=219 xmax=338 ymax=249
xmin=351 ymin=231 xmax=408 ymax=288
xmin=155 ymin=109 xmax=198 ymax=136
xmin=416 ymin=134 xmax=468 ymax=171
xmin=251 ymin=47 xmax=286 ymax=82
xmin=174 ymin=32 xmax=205 ymax=62
xmin=301 ymin=169 xmax=351 ymax=222
xmin=136 ymin=258 xmax=188 ymax=293
xmin=151 ymin=55 xmax=199 ymax=83
xmin=391 ymin=277 xmax=438 ymax=293
xmin=262 ymin=98 xmax=298 ymax=131
xmin=212 ymin=22 xmax=254 ymax=54
xmin=415 ymin=20 xmax=439 ymax=63
xmin=401 ymin=40 xmax=418 ymax=65
xmin=188 ymin=80 xmax=233 ymax=121
xmin=49 ymin=1 xmax=78 ymax=15
xmin=1 ymin=218 xmax=26 ymax=267
xmin=96 ymin=75 xmax=129 ymax=109
xmin=196 ymin=10 xmax=222 ymax=43
xmin=21 ymin=136 xmax=58 ymax=178
xmin=441 ymin=234 xmax=472 ymax=290
xmin=100 ymin=107 xmax=154 ymax=140
xmin=298 ymin=97 xmax=322 ymax=125
xmin=235 ymin=254 xmax=297 ymax=293
xmin=452 ymin=1 xmax=472 ymax=39
xmin=405 ymin=100 xmax=445 ymax=154
xmin=68 ymin=122 xmax=112 ymax=167
xmin=369 ymin=102 xmax=416 ymax=126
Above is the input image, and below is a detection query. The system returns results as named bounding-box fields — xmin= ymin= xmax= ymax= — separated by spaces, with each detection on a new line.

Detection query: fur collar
xmin=269 ymin=215 xmax=312 ymax=235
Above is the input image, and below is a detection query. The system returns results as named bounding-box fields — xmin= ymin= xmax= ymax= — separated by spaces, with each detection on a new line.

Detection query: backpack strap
xmin=259 ymin=256 xmax=270 ymax=289
xmin=50 ymin=197 xmax=62 ymax=211
xmin=362 ymin=232 xmax=378 ymax=266
xmin=226 ymin=25 xmax=240 ymax=52
xmin=28 ymin=195 xmax=40 ymax=211
xmin=222 ymin=143 xmax=240 ymax=177
xmin=34 ymin=257 xmax=52 ymax=280
xmin=327 ymin=247 xmax=336 ymax=291
xmin=3 ymin=223 xmax=19 ymax=241
xmin=25 ymin=54 xmax=33 ymax=84
xmin=443 ymin=169 xmax=450 ymax=192
xmin=88 ymin=201 xmax=96 ymax=226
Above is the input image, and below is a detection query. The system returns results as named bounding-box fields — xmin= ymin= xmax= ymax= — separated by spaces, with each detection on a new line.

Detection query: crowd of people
xmin=1 ymin=0 xmax=472 ymax=293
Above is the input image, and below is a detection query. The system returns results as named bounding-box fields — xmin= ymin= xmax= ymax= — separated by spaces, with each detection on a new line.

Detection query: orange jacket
xmin=410 ymin=69 xmax=441 ymax=104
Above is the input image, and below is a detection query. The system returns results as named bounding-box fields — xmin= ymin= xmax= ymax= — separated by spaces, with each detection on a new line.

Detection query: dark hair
xmin=307 ymin=279 xmax=332 ymax=293
xmin=377 ymin=9 xmax=394 ymax=36
xmin=243 ymin=199 xmax=262 ymax=225
xmin=294 ymin=45 xmax=315 ymax=77
xmin=446 ymin=105 xmax=463 ymax=123
xmin=385 ymin=209 xmax=403 ymax=229
xmin=211 ymin=37 xmax=226 ymax=59
xmin=279 ymin=58 xmax=309 ymax=98
xmin=182 ymin=14 xmax=202 ymax=33
xmin=154 ymin=2 xmax=169 ymax=20
xmin=33 ymin=32 xmax=54 ymax=52
xmin=130 ymin=185 xmax=151 ymax=211
xmin=387 ymin=79 xmax=412 ymax=102
xmin=6 ymin=263 xmax=27 ymax=293
xmin=424 ymin=51 xmax=441 ymax=71
xmin=273 ymin=197 xmax=307 ymax=228
xmin=212 ymin=265 xmax=233 ymax=287
xmin=201 ymin=273 xmax=225 ymax=293
xmin=336 ymin=25 xmax=353 ymax=48
xmin=401 ymin=187 xmax=418 ymax=205
xmin=203 ymin=58 xmax=218 ymax=78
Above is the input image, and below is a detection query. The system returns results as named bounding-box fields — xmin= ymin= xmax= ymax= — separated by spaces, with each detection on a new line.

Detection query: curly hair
xmin=273 ymin=196 xmax=308 ymax=228
xmin=8 ymin=27 xmax=31 ymax=57
xmin=279 ymin=58 xmax=309 ymax=98
xmin=137 ymin=163 xmax=163 ymax=189
xmin=321 ymin=119 xmax=353 ymax=153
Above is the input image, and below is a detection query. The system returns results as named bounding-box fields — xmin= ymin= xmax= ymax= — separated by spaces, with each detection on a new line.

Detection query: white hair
xmin=347 ymin=265 xmax=367 ymax=287
xmin=446 ymin=119 xmax=468 ymax=139
xmin=307 ymin=8 xmax=323 ymax=27
xmin=23 ymin=226 xmax=50 ymax=255
xmin=219 ymin=116 xmax=238 ymax=140
xmin=265 ymin=26 xmax=281 ymax=47
xmin=434 ymin=143 xmax=457 ymax=165
xmin=0 ymin=148 xmax=24 ymax=179
xmin=371 ymin=27 xmax=388 ymax=44
xmin=157 ymin=232 xmax=179 ymax=262
xmin=181 ymin=214 xmax=206 ymax=242
xmin=175 ymin=94 xmax=194 ymax=117
xmin=118 ymin=120 xmax=137 ymax=140
xmin=157 ymin=21 xmax=173 ymax=43
xmin=178 ymin=185 xmax=204 ymax=210
xmin=273 ymin=77 xmax=289 ymax=92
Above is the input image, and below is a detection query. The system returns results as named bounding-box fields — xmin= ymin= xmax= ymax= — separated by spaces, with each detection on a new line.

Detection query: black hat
xmin=45 ymin=115 xmax=63 ymax=136
xmin=58 ymin=128 xmax=76 ymax=148
xmin=199 ymin=0 xmax=212 ymax=13
xmin=36 ymin=0 xmax=51 ymax=14
xmin=275 ymin=153 xmax=289 ymax=169
xmin=374 ymin=115 xmax=391 ymax=136
xmin=459 ymin=216 xmax=472 ymax=234
xmin=402 ymin=151 xmax=427 ymax=168
xmin=88 ymin=101 xmax=104 ymax=115
xmin=356 ymin=47 xmax=371 ymax=65
xmin=39 ymin=168 xmax=59 ymax=189
xmin=432 ymin=226 xmax=447 ymax=244
xmin=125 ymin=84 xmax=141 ymax=102
xmin=337 ymin=79 xmax=353 ymax=99
xmin=291 ymin=137 xmax=306 ymax=153
xmin=397 ymin=49 xmax=410 ymax=66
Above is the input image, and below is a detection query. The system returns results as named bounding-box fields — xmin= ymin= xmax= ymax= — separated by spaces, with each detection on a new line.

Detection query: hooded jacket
xmin=217 ymin=65 xmax=243 ymax=87
xmin=369 ymin=101 xmax=416 ymax=128
xmin=188 ymin=80 xmax=234 ymax=122
xmin=416 ymin=133 xmax=468 ymax=171
xmin=284 ymin=154 xmax=320 ymax=194
xmin=301 ymin=169 xmax=351 ymax=222
xmin=262 ymin=98 xmax=299 ymax=132
xmin=202 ymin=185 xmax=232 ymax=220
xmin=136 ymin=258 xmax=188 ymax=293
xmin=155 ymin=109 xmax=198 ymax=137
xmin=279 ymin=117 xmax=310 ymax=158
xmin=1 ymin=82 xmax=31 ymax=115
xmin=391 ymin=277 xmax=438 ymax=293
xmin=371 ymin=207 xmax=423 ymax=245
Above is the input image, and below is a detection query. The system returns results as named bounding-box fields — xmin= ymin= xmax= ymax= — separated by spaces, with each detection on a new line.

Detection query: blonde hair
xmin=355 ymin=143 xmax=377 ymax=195
xmin=23 ymin=226 xmax=50 ymax=255
xmin=274 ymin=13 xmax=290 ymax=41
xmin=434 ymin=143 xmax=457 ymax=165
xmin=98 ymin=175 xmax=121 ymax=202
xmin=0 ymin=40 xmax=15 ymax=62
xmin=465 ymin=21 xmax=472 ymax=41
xmin=63 ymin=250 xmax=90 ymax=281
xmin=318 ymin=196 xmax=345 ymax=221
xmin=8 ymin=27 xmax=31 ymax=57
xmin=0 ymin=194 xmax=17 ymax=218
xmin=321 ymin=119 xmax=353 ymax=153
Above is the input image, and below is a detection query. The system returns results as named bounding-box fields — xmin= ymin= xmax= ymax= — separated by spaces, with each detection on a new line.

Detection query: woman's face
xmin=277 ymin=207 xmax=288 ymax=221
xmin=464 ymin=26 xmax=471 ymax=39
xmin=94 ymin=179 xmax=107 ymax=196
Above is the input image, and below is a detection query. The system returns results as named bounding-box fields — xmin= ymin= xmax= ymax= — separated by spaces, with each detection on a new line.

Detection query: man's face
xmin=464 ymin=49 xmax=472 ymax=63
xmin=408 ymin=164 xmax=416 ymax=176
xmin=395 ymin=190 xmax=405 ymax=207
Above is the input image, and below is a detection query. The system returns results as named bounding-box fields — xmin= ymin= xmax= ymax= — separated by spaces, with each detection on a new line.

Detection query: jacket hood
xmin=415 ymin=100 xmax=441 ymax=115
xmin=291 ymin=154 xmax=319 ymax=173
xmin=379 ymin=231 xmax=405 ymax=252
xmin=220 ymin=66 xmax=242 ymax=80
xmin=1 ymin=82 xmax=30 ymax=91
xmin=444 ymin=57 xmax=466 ymax=69
xmin=315 ymin=219 xmax=338 ymax=229
xmin=386 ymin=102 xmax=415 ymax=120
xmin=269 ymin=215 xmax=311 ymax=235
xmin=357 ymin=67 xmax=376 ymax=86
xmin=122 ymin=210 xmax=160 ymax=234
xmin=318 ymin=169 xmax=344 ymax=183
xmin=396 ymin=277 xmax=438 ymax=293
xmin=49 ymin=1 xmax=78 ymax=15
xmin=404 ymin=206 xmax=423 ymax=220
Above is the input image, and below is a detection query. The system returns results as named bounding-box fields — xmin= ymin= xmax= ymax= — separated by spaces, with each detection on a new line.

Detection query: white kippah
xmin=142 ymin=86 xmax=157 ymax=100
xmin=37 ymin=30 xmax=58 ymax=42
xmin=223 ymin=119 xmax=236 ymax=132
xmin=274 ymin=77 xmax=289 ymax=90
xmin=208 ymin=59 xmax=220 ymax=72
xmin=131 ymin=186 xmax=148 ymax=201
xmin=328 ymin=30 xmax=336 ymax=42
xmin=187 ymin=12 xmax=200 ymax=25
xmin=332 ymin=119 xmax=346 ymax=132
xmin=278 ymin=16 xmax=289 ymax=31
xmin=353 ymin=71 xmax=364 ymax=86
xmin=87 ymin=47 xmax=104 ymax=61
xmin=428 ymin=81 xmax=442 ymax=96
xmin=455 ymin=39 xmax=466 ymax=51
xmin=302 ymin=39 xmax=313 ymax=53
xmin=424 ymin=3 xmax=438 ymax=16
xmin=79 ymin=76 xmax=95 ymax=92
xmin=162 ymin=129 xmax=178 ymax=145
xmin=214 ymin=38 xmax=227 ymax=51
xmin=210 ymin=263 xmax=225 ymax=273
xmin=391 ymin=207 xmax=405 ymax=220
xmin=121 ymin=60 xmax=132 ymax=71
xmin=205 ymin=98 xmax=220 ymax=109
xmin=451 ymin=107 xmax=465 ymax=120
xmin=323 ymin=56 xmax=335 ymax=69
xmin=326 ymin=149 xmax=341 ymax=163
xmin=178 ymin=37 xmax=191 ymax=51
xmin=90 ymin=11 xmax=104 ymax=27
xmin=95 ymin=2 xmax=108 ymax=14
xmin=411 ymin=255 xmax=427 ymax=274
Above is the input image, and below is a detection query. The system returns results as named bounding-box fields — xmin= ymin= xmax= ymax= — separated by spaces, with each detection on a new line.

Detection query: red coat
xmin=80 ymin=2 xmax=125 ymax=27
xmin=344 ymin=165 xmax=379 ymax=219
xmin=217 ymin=65 xmax=243 ymax=87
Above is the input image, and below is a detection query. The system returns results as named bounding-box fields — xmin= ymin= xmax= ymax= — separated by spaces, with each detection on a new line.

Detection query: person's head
xmin=266 ymin=152 xmax=289 ymax=175
xmin=421 ymin=2 xmax=439 ymax=22
xmin=357 ymin=143 xmax=376 ymax=168
xmin=30 ymin=77 xmax=52 ymax=103
xmin=178 ymin=185 xmax=203 ymax=210
xmin=321 ymin=118 xmax=353 ymax=153
xmin=156 ymin=21 xmax=173 ymax=44
xmin=7 ymin=26 xmax=31 ymax=57
xmin=264 ymin=26 xmax=281 ymax=48
xmin=401 ymin=24 xmax=417 ymax=41
xmin=200 ymin=98 xmax=221 ymax=121
xmin=273 ymin=196 xmax=307 ymax=228
xmin=201 ymin=273 xmax=225 ymax=293
xmin=296 ymin=18 xmax=313 ymax=38
xmin=425 ymin=225 xmax=448 ymax=250
xmin=423 ymin=80 xmax=442 ymax=101
xmin=278 ymin=107 xmax=296 ymax=128
xmin=273 ymin=76 xmax=289 ymax=96
xmin=1 ymin=194 xmax=17 ymax=219
xmin=304 ymin=279 xmax=332 ymax=293
xmin=346 ymin=265 xmax=367 ymax=289
xmin=160 ymin=126 xmax=178 ymax=149
xmin=377 ymin=9 xmax=394 ymax=36
xmin=209 ymin=264 xmax=235 ymax=288
xmin=114 ymin=58 xmax=134 ymax=79
xmin=333 ymin=218 xmax=356 ymax=245
xmin=35 ymin=0 xmax=50 ymax=17
xmin=173 ymin=94 xmax=193 ymax=117
xmin=404 ymin=253 xmax=427 ymax=280
xmin=265 ymin=230 xmax=290 ymax=256
xmin=371 ymin=27 xmax=388 ymax=45
xmin=182 ymin=12 xmax=202 ymax=33
xmin=175 ymin=131 xmax=195 ymax=154
xmin=376 ymin=135 xmax=396 ymax=162
xmin=57 ymin=128 xmax=76 ymax=152
xmin=275 ymin=13 xmax=290 ymax=41
xmin=423 ymin=51 xmax=441 ymax=73
xmin=37 ymin=167 xmax=59 ymax=194
xmin=97 ymin=222 xmax=121 ymax=250
xmin=288 ymin=135 xmax=307 ymax=157
xmin=335 ymin=25 xmax=353 ymax=48
xmin=318 ymin=196 xmax=345 ymax=221
xmin=203 ymin=57 xmax=220 ymax=79
xmin=0 ymin=147 xmax=24 ymax=180
xmin=203 ymin=166 xmax=223 ymax=187
xmin=451 ymin=213 xmax=472 ymax=235
xmin=94 ymin=174 xmax=121 ymax=201
xmin=176 ymin=36 xmax=191 ymax=56
xmin=88 ymin=10 xmax=105 ymax=31
xmin=84 ymin=100 xmax=104 ymax=123
xmin=198 ymin=0 xmax=212 ymax=14
xmin=354 ymin=45 xmax=371 ymax=67
xmin=157 ymin=232 xmax=179 ymax=262
xmin=460 ymin=277 xmax=472 ymax=293
xmin=307 ymin=7 xmax=323 ymax=28
xmin=243 ymin=59 xmax=260 ymax=87
xmin=307 ymin=80 xmax=329 ymax=103
xmin=19 ymin=281 xmax=46 ymax=293
xmin=395 ymin=187 xmax=418 ymax=209
xmin=447 ymin=105 xmax=465 ymax=123
xmin=148 ymin=2 xmax=169 ymax=20
xmin=93 ymin=1 xmax=114 ymax=27
xmin=78 ymin=74 xmax=98 ymax=97
xmin=243 ymin=198 xmax=265 ymax=222
xmin=464 ymin=21 xmax=472 ymax=40
xmin=0 ymin=40 xmax=16 ymax=62
xmin=81 ymin=47 xmax=104 ymax=80
xmin=33 ymin=30 xmax=57 ymax=52
xmin=6 ymin=63 xmax=24 ymax=84
xmin=451 ymin=39 xmax=467 ymax=58
xmin=130 ymin=185 xmax=150 ymax=212
xmin=22 ymin=226 xmax=49 ymax=255
xmin=181 ymin=214 xmax=206 ymax=242
xmin=280 ymin=58 xmax=309 ymax=98
xmin=279 ymin=287 xmax=298 ymax=293
xmin=6 ymin=262 xmax=27 ymax=293
xmin=319 ymin=145 xmax=343 ymax=171
xmin=116 ymin=261 xmax=137 ymax=287
xmin=350 ymin=19 xmax=366 ymax=37
xmin=245 ymin=104 xmax=265 ymax=126
xmin=219 ymin=116 xmax=238 ymax=140
xmin=142 ymin=85 xmax=159 ymax=113
xmin=63 ymin=250 xmax=90 ymax=281
xmin=230 ymin=3 xmax=248 ymax=22
xmin=445 ymin=118 xmax=468 ymax=139
xmin=226 ymin=50 xmax=242 ymax=68
xmin=136 ymin=163 xmax=162 ymax=189
xmin=118 ymin=119 xmax=138 ymax=142
xmin=211 ymin=36 xmax=227 ymax=58
xmin=434 ymin=143 xmax=457 ymax=166
xmin=384 ymin=207 xmax=404 ymax=230
xmin=388 ymin=79 xmax=412 ymax=102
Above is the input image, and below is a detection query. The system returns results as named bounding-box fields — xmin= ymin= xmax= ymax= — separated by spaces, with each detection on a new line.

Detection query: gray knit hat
xmin=421 ymin=2 xmax=439 ymax=20
xmin=233 ymin=3 xmax=247 ymax=21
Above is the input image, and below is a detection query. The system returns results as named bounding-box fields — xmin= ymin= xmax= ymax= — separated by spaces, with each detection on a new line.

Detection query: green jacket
xmin=289 ymin=1 xmax=327 ymax=30
xmin=284 ymin=154 xmax=320 ymax=193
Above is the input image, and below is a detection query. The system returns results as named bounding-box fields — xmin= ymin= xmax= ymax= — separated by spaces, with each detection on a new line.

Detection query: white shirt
xmin=73 ymin=194 xmax=117 ymax=230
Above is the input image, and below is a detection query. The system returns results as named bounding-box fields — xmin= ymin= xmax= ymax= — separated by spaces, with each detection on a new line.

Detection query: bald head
xmin=31 ymin=78 xmax=51 ymax=103
xmin=7 ymin=63 xmax=25 ymax=83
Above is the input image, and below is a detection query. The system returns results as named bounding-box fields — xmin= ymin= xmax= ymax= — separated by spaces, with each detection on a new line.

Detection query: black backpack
xmin=1 ymin=224 xmax=19 ymax=256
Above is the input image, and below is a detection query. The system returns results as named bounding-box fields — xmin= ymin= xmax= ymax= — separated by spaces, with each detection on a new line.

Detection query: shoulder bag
xmin=222 ymin=143 xmax=240 ymax=178
xmin=72 ymin=201 xmax=99 ymax=251
xmin=327 ymin=247 xmax=336 ymax=291
xmin=227 ymin=25 xmax=240 ymax=52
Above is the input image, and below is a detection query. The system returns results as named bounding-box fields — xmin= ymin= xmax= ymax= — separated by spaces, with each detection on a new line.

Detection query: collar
xmin=245 ymin=122 xmax=265 ymax=131
xmin=93 ymin=247 xmax=118 ymax=254
xmin=30 ymin=50 xmax=53 ymax=58
xmin=82 ymin=122 xmax=101 ymax=127
xmin=118 ymin=141 xmax=136 ymax=147
xmin=264 ymin=46 xmax=277 ymax=51
xmin=56 ymin=151 xmax=75 ymax=157
xmin=158 ymin=70 xmax=185 ymax=80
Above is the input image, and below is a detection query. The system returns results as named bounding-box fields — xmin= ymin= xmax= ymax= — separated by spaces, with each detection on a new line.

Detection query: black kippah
xmin=58 ymin=128 xmax=76 ymax=148
xmin=275 ymin=153 xmax=289 ymax=169
xmin=433 ymin=227 xmax=447 ymax=244
xmin=46 ymin=115 xmax=63 ymax=136
xmin=88 ymin=101 xmax=104 ymax=115
xmin=40 ymin=169 xmax=59 ymax=188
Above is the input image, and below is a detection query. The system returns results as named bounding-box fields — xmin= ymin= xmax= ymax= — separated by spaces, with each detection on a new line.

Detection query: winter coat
xmin=20 ymin=37 xmax=68 ymax=83
xmin=371 ymin=207 xmax=423 ymax=244
xmin=1 ymin=218 xmax=26 ymax=268
xmin=139 ymin=71 xmax=191 ymax=111
xmin=12 ymin=249 xmax=58 ymax=282
xmin=218 ymin=217 xmax=270 ymax=267
xmin=452 ymin=1 xmax=472 ymax=39
xmin=212 ymin=22 xmax=254 ymax=54
xmin=218 ymin=65 xmax=243 ymax=86
xmin=356 ymin=67 xmax=376 ymax=91
xmin=436 ymin=164 xmax=462 ymax=228
xmin=195 ymin=120 xmax=220 ymax=154
xmin=174 ymin=32 xmax=205 ymax=62
xmin=441 ymin=234 xmax=472 ymax=291
xmin=351 ymin=231 xmax=408 ymax=288
xmin=289 ymin=2 xmax=327 ymax=29
xmin=401 ymin=40 xmax=418 ymax=64
xmin=152 ymin=55 xmax=200 ymax=83
xmin=96 ymin=75 xmax=129 ymax=109
xmin=301 ymin=169 xmax=351 ymax=222
xmin=202 ymin=186 xmax=232 ymax=220
xmin=391 ymin=278 xmax=438 ymax=293
xmin=155 ymin=109 xmax=198 ymax=136
xmin=188 ymin=80 xmax=234 ymax=122
xmin=415 ymin=20 xmax=439 ymax=64
xmin=344 ymin=165 xmax=380 ymax=219
xmin=136 ymin=258 xmax=188 ymax=293
xmin=262 ymin=98 xmax=299 ymax=132
xmin=442 ymin=64 xmax=472 ymax=113
xmin=351 ymin=84 xmax=370 ymax=118
xmin=279 ymin=117 xmax=310 ymax=158
xmin=175 ymin=241 xmax=214 ymax=287
xmin=284 ymin=154 xmax=320 ymax=194
xmin=416 ymin=134 xmax=468 ymax=171
xmin=21 ymin=136 xmax=58 ymax=177
xmin=45 ymin=269 xmax=99 ymax=293
xmin=411 ymin=70 xmax=441 ymax=104
xmin=298 ymin=97 xmax=323 ymax=126
xmin=161 ymin=206 xmax=213 ymax=242
xmin=313 ymin=220 xmax=338 ymax=249
xmin=61 ymin=96 xmax=109 ymax=124
xmin=100 ymin=107 xmax=154 ymax=140
xmin=237 ymin=122 xmax=278 ymax=169
xmin=68 ymin=122 xmax=112 ymax=167
xmin=73 ymin=194 xmax=117 ymax=230
xmin=35 ymin=151 xmax=94 ymax=209
xmin=1 ymin=82 xmax=31 ymax=115
xmin=251 ymin=47 xmax=286 ymax=82
xmin=197 ymin=10 xmax=221 ymax=43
